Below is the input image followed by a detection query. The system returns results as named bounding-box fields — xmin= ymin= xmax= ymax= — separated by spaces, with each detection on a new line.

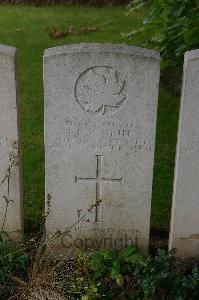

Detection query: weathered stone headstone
xmin=0 ymin=45 xmax=22 ymax=238
xmin=44 ymin=44 xmax=160 ymax=254
xmin=169 ymin=50 xmax=199 ymax=259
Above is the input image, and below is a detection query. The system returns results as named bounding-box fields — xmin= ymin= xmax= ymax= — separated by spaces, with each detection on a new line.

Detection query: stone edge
xmin=0 ymin=44 xmax=23 ymax=237
xmin=44 ymin=43 xmax=160 ymax=60
xmin=168 ymin=49 xmax=199 ymax=253
xmin=185 ymin=49 xmax=199 ymax=60
xmin=0 ymin=44 xmax=17 ymax=58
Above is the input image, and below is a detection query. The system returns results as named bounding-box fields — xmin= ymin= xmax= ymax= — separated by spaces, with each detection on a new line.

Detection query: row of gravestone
xmin=0 ymin=43 xmax=198 ymax=259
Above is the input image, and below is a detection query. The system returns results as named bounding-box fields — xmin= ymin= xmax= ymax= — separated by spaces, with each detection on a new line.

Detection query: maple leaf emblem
xmin=75 ymin=67 xmax=127 ymax=115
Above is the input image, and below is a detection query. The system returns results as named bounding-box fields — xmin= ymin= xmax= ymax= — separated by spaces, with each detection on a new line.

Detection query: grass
xmin=151 ymin=85 xmax=179 ymax=232
xmin=0 ymin=5 xmax=179 ymax=234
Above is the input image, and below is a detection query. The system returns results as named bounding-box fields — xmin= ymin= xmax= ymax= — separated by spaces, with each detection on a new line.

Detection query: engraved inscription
xmin=75 ymin=155 xmax=122 ymax=222
xmin=180 ymin=234 xmax=199 ymax=241
xmin=181 ymin=140 xmax=199 ymax=153
xmin=47 ymin=120 xmax=154 ymax=153
xmin=75 ymin=66 xmax=127 ymax=115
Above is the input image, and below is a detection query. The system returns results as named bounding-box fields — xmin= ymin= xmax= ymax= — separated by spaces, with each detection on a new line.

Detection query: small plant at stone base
xmin=0 ymin=232 xmax=28 ymax=299
xmin=0 ymin=149 xmax=18 ymax=234
xmin=0 ymin=150 xmax=29 ymax=299
xmin=81 ymin=246 xmax=199 ymax=300
xmin=12 ymin=242 xmax=66 ymax=300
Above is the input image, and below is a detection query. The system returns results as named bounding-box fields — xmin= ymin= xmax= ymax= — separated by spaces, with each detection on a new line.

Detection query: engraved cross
xmin=75 ymin=155 xmax=122 ymax=222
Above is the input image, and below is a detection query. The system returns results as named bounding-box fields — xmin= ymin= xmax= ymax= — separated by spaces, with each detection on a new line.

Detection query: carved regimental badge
xmin=75 ymin=66 xmax=127 ymax=115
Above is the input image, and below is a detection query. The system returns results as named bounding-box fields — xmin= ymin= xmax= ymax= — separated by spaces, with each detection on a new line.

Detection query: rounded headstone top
xmin=185 ymin=49 xmax=199 ymax=60
xmin=44 ymin=43 xmax=160 ymax=60
xmin=0 ymin=44 xmax=17 ymax=58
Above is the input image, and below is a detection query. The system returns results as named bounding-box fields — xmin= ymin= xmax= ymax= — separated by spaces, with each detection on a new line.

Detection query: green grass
xmin=151 ymin=85 xmax=179 ymax=232
xmin=0 ymin=5 xmax=179 ymax=233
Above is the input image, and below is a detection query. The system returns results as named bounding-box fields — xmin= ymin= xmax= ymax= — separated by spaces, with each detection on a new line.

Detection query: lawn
xmin=0 ymin=5 xmax=179 ymax=234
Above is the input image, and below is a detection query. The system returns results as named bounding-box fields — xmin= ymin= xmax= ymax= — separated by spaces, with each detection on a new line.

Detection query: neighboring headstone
xmin=0 ymin=45 xmax=22 ymax=238
xmin=169 ymin=50 xmax=199 ymax=259
xmin=44 ymin=44 xmax=160 ymax=254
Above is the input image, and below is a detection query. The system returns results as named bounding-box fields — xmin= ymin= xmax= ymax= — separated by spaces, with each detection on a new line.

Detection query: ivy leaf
xmin=120 ymin=245 xmax=139 ymax=258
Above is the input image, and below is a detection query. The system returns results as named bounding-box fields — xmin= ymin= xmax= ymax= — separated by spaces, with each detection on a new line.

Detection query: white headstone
xmin=169 ymin=50 xmax=199 ymax=259
xmin=0 ymin=45 xmax=22 ymax=238
xmin=44 ymin=44 xmax=160 ymax=254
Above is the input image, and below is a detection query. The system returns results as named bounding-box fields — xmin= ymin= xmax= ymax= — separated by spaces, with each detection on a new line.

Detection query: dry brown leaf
xmin=50 ymin=25 xmax=101 ymax=39
xmin=50 ymin=27 xmax=66 ymax=39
